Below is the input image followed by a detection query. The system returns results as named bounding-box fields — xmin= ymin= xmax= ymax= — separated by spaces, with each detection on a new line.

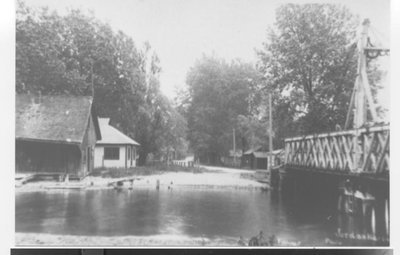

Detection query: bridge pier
xmin=270 ymin=168 xmax=281 ymax=191
xmin=278 ymin=167 xmax=389 ymax=244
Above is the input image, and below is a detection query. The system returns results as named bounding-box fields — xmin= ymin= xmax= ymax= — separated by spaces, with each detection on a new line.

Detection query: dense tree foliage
xmin=183 ymin=4 xmax=385 ymax=163
xmin=257 ymin=4 xmax=383 ymax=140
xmin=184 ymin=56 xmax=262 ymax=164
xmin=16 ymin=1 xmax=186 ymax=165
xmin=258 ymin=4 xmax=355 ymax=136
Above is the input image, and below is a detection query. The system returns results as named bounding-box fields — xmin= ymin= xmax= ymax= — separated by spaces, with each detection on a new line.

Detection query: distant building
xmin=15 ymin=94 xmax=102 ymax=179
xmin=221 ymin=149 xmax=242 ymax=168
xmin=94 ymin=118 xmax=140 ymax=169
xmin=242 ymin=146 xmax=283 ymax=170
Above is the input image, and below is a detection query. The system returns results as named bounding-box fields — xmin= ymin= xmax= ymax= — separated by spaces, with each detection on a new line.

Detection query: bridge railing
xmin=284 ymin=125 xmax=389 ymax=174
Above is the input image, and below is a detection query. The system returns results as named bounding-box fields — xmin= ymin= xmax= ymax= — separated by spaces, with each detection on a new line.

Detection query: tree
xmin=257 ymin=4 xmax=375 ymax=138
xmin=236 ymin=115 xmax=267 ymax=150
xmin=16 ymin=1 xmax=185 ymax=165
xmin=16 ymin=2 xmax=91 ymax=95
xmin=185 ymin=56 xmax=261 ymax=164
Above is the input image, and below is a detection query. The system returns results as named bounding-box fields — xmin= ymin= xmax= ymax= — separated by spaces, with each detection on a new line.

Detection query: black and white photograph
xmin=13 ymin=0 xmax=391 ymax=247
xmin=9 ymin=249 xmax=395 ymax=255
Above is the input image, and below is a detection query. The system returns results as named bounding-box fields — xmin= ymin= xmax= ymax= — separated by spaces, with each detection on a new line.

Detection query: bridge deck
xmin=284 ymin=125 xmax=389 ymax=176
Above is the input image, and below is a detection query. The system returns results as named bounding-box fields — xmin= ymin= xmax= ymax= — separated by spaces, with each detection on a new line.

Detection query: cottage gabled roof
xmin=16 ymin=94 xmax=101 ymax=145
xmin=97 ymin=118 xmax=140 ymax=146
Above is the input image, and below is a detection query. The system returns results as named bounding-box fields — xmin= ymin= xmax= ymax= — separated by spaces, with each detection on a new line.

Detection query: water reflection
xmin=16 ymin=188 xmax=335 ymax=245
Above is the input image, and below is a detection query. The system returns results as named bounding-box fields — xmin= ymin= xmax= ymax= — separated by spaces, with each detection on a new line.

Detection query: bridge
xmin=281 ymin=18 xmax=390 ymax=180
xmin=274 ymin=19 xmax=390 ymax=244
xmin=284 ymin=124 xmax=389 ymax=178
xmin=279 ymin=125 xmax=390 ymax=244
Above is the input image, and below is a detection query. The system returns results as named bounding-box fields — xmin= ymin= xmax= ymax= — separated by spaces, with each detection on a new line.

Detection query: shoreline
xmin=15 ymin=232 xmax=304 ymax=247
xmin=15 ymin=232 xmax=386 ymax=247
xmin=14 ymin=233 xmax=241 ymax=246
xmin=16 ymin=166 xmax=267 ymax=192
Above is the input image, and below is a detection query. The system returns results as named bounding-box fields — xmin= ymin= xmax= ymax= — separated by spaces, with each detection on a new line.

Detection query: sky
xmin=23 ymin=0 xmax=391 ymax=100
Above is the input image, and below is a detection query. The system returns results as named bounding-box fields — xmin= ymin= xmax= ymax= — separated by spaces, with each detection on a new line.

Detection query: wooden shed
xmin=241 ymin=146 xmax=283 ymax=170
xmin=15 ymin=94 xmax=101 ymax=179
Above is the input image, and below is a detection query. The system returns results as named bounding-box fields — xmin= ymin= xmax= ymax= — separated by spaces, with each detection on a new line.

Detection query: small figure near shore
xmin=201 ymin=235 xmax=206 ymax=246
xmin=325 ymin=237 xmax=342 ymax=245
xmin=248 ymin=235 xmax=259 ymax=246
xmin=268 ymin=234 xmax=278 ymax=246
xmin=258 ymin=231 xmax=267 ymax=245
xmin=247 ymin=231 xmax=281 ymax=246
xmin=113 ymin=181 xmax=124 ymax=191
xmin=237 ymin=236 xmax=246 ymax=246
xmin=248 ymin=231 xmax=267 ymax=246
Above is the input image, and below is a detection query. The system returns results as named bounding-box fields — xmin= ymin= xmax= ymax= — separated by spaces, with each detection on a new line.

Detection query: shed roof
xmin=244 ymin=149 xmax=283 ymax=158
xmin=16 ymin=94 xmax=101 ymax=145
xmin=97 ymin=118 xmax=140 ymax=146
xmin=253 ymin=151 xmax=269 ymax=158
xmin=243 ymin=145 xmax=263 ymax=155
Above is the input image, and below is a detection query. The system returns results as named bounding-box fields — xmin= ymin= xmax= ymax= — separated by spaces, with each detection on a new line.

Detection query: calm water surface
xmin=15 ymin=188 xmax=336 ymax=245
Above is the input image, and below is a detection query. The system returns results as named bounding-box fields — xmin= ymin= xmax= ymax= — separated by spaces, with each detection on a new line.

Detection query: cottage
xmin=94 ymin=118 xmax=140 ymax=169
xmin=15 ymin=94 xmax=101 ymax=179
xmin=241 ymin=146 xmax=283 ymax=170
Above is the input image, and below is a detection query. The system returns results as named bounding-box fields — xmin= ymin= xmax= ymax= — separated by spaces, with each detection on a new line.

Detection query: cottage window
xmin=127 ymin=147 xmax=131 ymax=160
xmin=104 ymin=147 xmax=119 ymax=160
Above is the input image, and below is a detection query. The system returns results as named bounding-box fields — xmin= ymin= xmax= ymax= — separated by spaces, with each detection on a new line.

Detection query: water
xmin=15 ymin=188 xmax=336 ymax=245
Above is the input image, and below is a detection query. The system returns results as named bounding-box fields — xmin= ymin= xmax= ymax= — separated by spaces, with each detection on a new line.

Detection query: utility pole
xmin=268 ymin=93 xmax=273 ymax=171
xmin=233 ymin=128 xmax=236 ymax=165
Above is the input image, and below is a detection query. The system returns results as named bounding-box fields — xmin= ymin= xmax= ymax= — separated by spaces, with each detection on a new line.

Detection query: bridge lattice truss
xmin=284 ymin=125 xmax=389 ymax=175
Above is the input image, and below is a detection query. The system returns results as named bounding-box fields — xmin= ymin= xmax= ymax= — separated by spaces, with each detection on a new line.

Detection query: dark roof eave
xmin=90 ymin=102 xmax=102 ymax=141
xmin=16 ymin=137 xmax=82 ymax=146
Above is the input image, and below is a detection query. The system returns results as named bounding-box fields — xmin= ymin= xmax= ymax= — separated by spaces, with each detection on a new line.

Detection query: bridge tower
xmin=344 ymin=19 xmax=389 ymax=173
xmin=345 ymin=18 xmax=389 ymax=130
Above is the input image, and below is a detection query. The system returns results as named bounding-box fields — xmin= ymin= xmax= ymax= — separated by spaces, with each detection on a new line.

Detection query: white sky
xmin=24 ymin=0 xmax=390 ymax=99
